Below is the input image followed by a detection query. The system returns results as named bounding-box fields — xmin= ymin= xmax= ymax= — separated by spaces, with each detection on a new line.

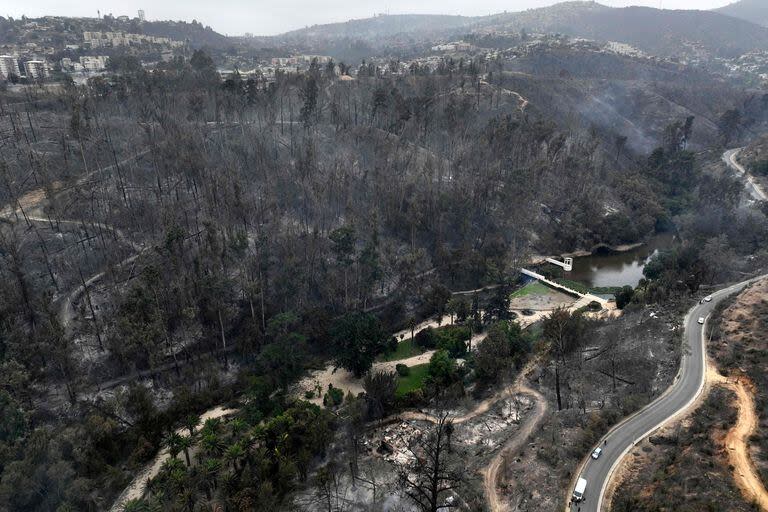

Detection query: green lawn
xmin=554 ymin=279 xmax=621 ymax=296
xmin=396 ymin=363 xmax=430 ymax=396
xmin=554 ymin=278 xmax=590 ymax=294
xmin=510 ymin=281 xmax=551 ymax=298
xmin=378 ymin=338 xmax=423 ymax=362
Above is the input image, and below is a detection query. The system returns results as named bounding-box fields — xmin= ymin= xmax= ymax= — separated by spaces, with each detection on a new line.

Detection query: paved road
xmin=571 ymin=277 xmax=760 ymax=512
xmin=723 ymin=148 xmax=767 ymax=202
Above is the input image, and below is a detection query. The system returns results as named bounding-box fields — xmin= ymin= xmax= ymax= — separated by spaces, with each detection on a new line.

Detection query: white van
xmin=573 ymin=477 xmax=587 ymax=502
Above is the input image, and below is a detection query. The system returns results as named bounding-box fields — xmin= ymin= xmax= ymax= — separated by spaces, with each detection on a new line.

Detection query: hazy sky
xmin=3 ymin=0 xmax=736 ymax=36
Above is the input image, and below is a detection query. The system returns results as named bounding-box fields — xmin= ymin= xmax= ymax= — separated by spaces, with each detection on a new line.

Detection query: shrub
xmin=323 ymin=384 xmax=344 ymax=408
xmin=385 ymin=336 xmax=398 ymax=354
xmin=615 ymin=286 xmax=635 ymax=309
xmin=397 ymin=388 xmax=425 ymax=408
xmin=434 ymin=325 xmax=471 ymax=358
xmin=395 ymin=364 xmax=410 ymax=377
xmin=414 ymin=327 xmax=438 ymax=350
xmin=415 ymin=325 xmax=470 ymax=358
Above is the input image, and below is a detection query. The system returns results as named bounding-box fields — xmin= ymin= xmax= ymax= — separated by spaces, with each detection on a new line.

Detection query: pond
xmin=566 ymin=233 xmax=676 ymax=289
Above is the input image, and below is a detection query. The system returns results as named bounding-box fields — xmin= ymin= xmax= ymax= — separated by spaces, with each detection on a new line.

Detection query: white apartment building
xmin=23 ymin=60 xmax=49 ymax=80
xmin=0 ymin=55 xmax=21 ymax=80
xmin=83 ymin=31 xmax=183 ymax=49
xmin=80 ymin=55 xmax=109 ymax=72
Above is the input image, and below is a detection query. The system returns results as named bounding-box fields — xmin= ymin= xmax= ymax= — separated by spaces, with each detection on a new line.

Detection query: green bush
xmin=414 ymin=325 xmax=470 ymax=358
xmin=323 ymin=385 xmax=344 ymax=408
xmin=435 ymin=325 xmax=470 ymax=358
xmin=385 ymin=336 xmax=398 ymax=354
xmin=587 ymin=300 xmax=602 ymax=312
xmin=395 ymin=364 xmax=410 ymax=377
xmin=615 ymin=285 xmax=635 ymax=309
xmin=414 ymin=327 xmax=437 ymax=349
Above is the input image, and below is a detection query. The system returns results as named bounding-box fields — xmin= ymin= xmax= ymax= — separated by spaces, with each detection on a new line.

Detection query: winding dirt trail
xmin=398 ymin=362 xmax=548 ymax=512
xmin=708 ymin=365 xmax=768 ymax=510
xmin=725 ymin=379 xmax=768 ymax=510
xmin=1 ymin=150 xmax=151 ymax=335
xmin=482 ymin=381 xmax=547 ymax=512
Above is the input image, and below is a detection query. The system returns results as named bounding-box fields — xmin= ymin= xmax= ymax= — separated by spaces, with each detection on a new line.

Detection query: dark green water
xmin=566 ymin=233 xmax=676 ymax=288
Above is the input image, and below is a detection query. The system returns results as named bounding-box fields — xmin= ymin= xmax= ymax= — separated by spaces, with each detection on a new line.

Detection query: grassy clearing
xmin=511 ymin=281 xmax=551 ymax=298
xmin=378 ymin=338 xmax=423 ymax=362
xmin=553 ymin=278 xmax=590 ymax=294
xmin=554 ymin=279 xmax=621 ymax=296
xmin=396 ymin=363 xmax=430 ymax=396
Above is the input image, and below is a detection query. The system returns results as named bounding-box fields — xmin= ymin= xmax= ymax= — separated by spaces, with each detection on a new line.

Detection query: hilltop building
xmin=80 ymin=55 xmax=109 ymax=72
xmin=23 ymin=60 xmax=49 ymax=80
xmin=0 ymin=55 xmax=21 ymax=79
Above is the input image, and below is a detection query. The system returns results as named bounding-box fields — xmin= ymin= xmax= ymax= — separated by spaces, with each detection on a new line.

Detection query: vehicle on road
xmin=698 ymin=317 xmax=705 ymax=325
xmin=573 ymin=477 xmax=587 ymax=502
xmin=704 ymin=295 xmax=712 ymax=302
xmin=591 ymin=447 xmax=602 ymax=459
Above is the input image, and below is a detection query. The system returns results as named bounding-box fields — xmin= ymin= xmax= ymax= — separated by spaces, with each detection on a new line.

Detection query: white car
xmin=704 ymin=295 xmax=713 ymax=302
xmin=591 ymin=447 xmax=602 ymax=459
xmin=697 ymin=317 xmax=705 ymax=325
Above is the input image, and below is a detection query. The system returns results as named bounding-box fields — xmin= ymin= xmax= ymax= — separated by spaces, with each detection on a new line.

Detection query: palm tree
xmin=224 ymin=442 xmax=246 ymax=473
xmin=183 ymin=414 xmax=200 ymax=437
xmin=229 ymin=417 xmax=246 ymax=437
xmin=180 ymin=487 xmax=197 ymax=512
xmin=179 ymin=434 xmax=194 ymax=466
xmin=201 ymin=431 xmax=225 ymax=458
xmin=123 ymin=497 xmax=163 ymax=512
xmin=199 ymin=458 xmax=221 ymax=500
xmin=201 ymin=418 xmax=221 ymax=436
xmin=160 ymin=457 xmax=186 ymax=474
xmin=163 ymin=431 xmax=183 ymax=459
xmin=122 ymin=500 xmax=150 ymax=512
xmin=156 ymin=458 xmax=187 ymax=496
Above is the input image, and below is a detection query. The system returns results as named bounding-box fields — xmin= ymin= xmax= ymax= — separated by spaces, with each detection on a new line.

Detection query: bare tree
xmin=543 ymin=308 xmax=586 ymax=411
xmin=399 ymin=413 xmax=462 ymax=512
xmin=313 ymin=460 xmax=350 ymax=512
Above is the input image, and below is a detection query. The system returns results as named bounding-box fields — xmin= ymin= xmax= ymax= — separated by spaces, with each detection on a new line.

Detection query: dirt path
xmin=1 ymin=150 xmax=150 ymax=331
xmin=297 ymin=330 xmax=488 ymax=406
xmin=708 ymin=365 xmax=768 ymax=510
xmin=398 ymin=382 xmax=546 ymax=512
xmin=482 ymin=382 xmax=547 ymax=512
xmin=0 ymin=149 xmax=150 ymax=220
xmin=398 ymin=361 xmax=548 ymax=512
xmin=725 ymin=379 xmax=768 ymax=510
xmin=19 ymin=215 xmax=148 ymax=327
xmin=107 ymin=406 xmax=237 ymax=512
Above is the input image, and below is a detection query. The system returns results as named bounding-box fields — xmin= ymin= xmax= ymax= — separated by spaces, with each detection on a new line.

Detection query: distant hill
xmin=473 ymin=2 xmax=768 ymax=58
xmin=139 ymin=20 xmax=229 ymax=48
xmin=277 ymin=14 xmax=473 ymax=43
xmin=276 ymin=2 xmax=768 ymax=58
xmin=715 ymin=0 xmax=768 ymax=28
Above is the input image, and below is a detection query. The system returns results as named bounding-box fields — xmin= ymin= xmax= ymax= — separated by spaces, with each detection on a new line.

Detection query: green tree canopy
xmin=331 ymin=312 xmax=386 ymax=377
